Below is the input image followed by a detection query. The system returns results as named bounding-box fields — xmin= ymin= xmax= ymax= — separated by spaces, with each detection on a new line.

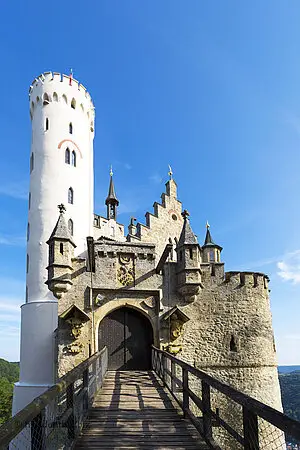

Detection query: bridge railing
xmin=152 ymin=346 xmax=300 ymax=450
xmin=0 ymin=347 xmax=108 ymax=450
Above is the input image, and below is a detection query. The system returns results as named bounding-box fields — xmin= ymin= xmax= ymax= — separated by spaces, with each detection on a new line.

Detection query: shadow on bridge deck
xmin=74 ymin=370 xmax=209 ymax=449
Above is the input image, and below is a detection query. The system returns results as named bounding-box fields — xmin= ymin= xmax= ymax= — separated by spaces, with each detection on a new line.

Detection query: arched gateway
xmin=98 ymin=307 xmax=154 ymax=370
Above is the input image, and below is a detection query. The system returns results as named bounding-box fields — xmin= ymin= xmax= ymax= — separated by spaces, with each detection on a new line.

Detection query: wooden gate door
xmin=99 ymin=307 xmax=153 ymax=370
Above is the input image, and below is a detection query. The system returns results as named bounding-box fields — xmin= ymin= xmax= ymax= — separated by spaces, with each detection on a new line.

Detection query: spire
xmin=105 ymin=167 xmax=119 ymax=220
xmin=178 ymin=210 xmax=198 ymax=247
xmin=203 ymin=222 xmax=222 ymax=250
xmin=47 ymin=204 xmax=75 ymax=246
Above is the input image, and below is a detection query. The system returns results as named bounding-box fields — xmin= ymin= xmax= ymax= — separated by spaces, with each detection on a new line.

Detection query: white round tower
xmin=12 ymin=72 xmax=95 ymax=416
xmin=27 ymin=71 xmax=95 ymax=303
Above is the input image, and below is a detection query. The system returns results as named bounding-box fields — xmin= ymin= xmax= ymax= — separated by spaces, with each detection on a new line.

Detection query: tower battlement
xmin=29 ymin=72 xmax=95 ymax=121
xmin=224 ymin=271 xmax=269 ymax=289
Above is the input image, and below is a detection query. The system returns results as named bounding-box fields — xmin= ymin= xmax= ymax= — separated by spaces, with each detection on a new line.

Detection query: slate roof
xmin=105 ymin=175 xmax=119 ymax=205
xmin=47 ymin=213 xmax=76 ymax=246
xmin=177 ymin=216 xmax=198 ymax=247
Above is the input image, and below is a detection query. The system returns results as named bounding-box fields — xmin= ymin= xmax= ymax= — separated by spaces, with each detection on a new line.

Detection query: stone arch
xmin=94 ymin=299 xmax=158 ymax=352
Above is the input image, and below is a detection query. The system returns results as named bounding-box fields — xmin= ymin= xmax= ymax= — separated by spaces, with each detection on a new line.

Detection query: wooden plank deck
xmin=74 ymin=371 xmax=209 ymax=449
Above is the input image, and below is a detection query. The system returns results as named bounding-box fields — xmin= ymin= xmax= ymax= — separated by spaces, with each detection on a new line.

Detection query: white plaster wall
xmin=27 ymin=72 xmax=95 ymax=302
xmin=12 ymin=300 xmax=58 ymax=414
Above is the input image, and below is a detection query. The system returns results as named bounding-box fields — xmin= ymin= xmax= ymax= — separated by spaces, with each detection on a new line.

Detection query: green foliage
xmin=279 ymin=371 xmax=300 ymax=422
xmin=0 ymin=359 xmax=19 ymax=425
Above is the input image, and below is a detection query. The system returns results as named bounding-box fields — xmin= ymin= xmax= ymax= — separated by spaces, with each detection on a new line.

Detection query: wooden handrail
xmin=0 ymin=347 xmax=107 ymax=446
xmin=152 ymin=346 xmax=300 ymax=441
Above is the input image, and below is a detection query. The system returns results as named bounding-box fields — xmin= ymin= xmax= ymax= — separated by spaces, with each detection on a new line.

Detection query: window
xmin=209 ymin=250 xmax=215 ymax=262
xmin=68 ymin=187 xmax=74 ymax=204
xmin=45 ymin=117 xmax=49 ymax=131
xmin=90 ymin=121 xmax=94 ymax=132
xmin=71 ymin=98 xmax=76 ymax=109
xmin=28 ymin=192 xmax=31 ymax=210
xmin=68 ymin=219 xmax=73 ymax=236
xmin=30 ymin=153 xmax=34 ymax=173
xmin=60 ymin=243 xmax=64 ymax=254
xmin=26 ymin=254 xmax=29 ymax=273
xmin=53 ymin=92 xmax=58 ymax=102
xmin=43 ymin=93 xmax=50 ymax=105
xmin=31 ymin=101 xmax=34 ymax=112
xmin=80 ymin=103 xmax=84 ymax=112
xmin=26 ymin=286 xmax=28 ymax=303
xmin=36 ymin=96 xmax=40 ymax=103
xmin=49 ymin=243 xmax=54 ymax=263
xmin=69 ymin=122 xmax=73 ymax=134
xmin=27 ymin=223 xmax=30 ymax=241
xmin=189 ymin=248 xmax=193 ymax=259
xmin=71 ymin=150 xmax=76 ymax=167
xmin=230 ymin=335 xmax=238 ymax=352
xmin=62 ymin=94 xmax=67 ymax=104
xmin=65 ymin=148 xmax=70 ymax=164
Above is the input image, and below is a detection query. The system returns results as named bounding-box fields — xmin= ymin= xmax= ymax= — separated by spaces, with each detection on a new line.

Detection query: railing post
xmin=171 ymin=360 xmax=176 ymax=392
xmin=202 ymin=380 xmax=212 ymax=440
xmin=66 ymin=382 xmax=75 ymax=440
xmin=162 ymin=353 xmax=166 ymax=385
xmin=83 ymin=367 xmax=89 ymax=412
xmin=243 ymin=407 xmax=259 ymax=450
xmin=31 ymin=411 xmax=45 ymax=450
xmin=182 ymin=368 xmax=189 ymax=418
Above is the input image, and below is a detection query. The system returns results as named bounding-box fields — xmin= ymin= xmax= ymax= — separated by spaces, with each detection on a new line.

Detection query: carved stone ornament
xmin=117 ymin=253 xmax=135 ymax=286
xmin=66 ymin=341 xmax=83 ymax=354
xmin=95 ymin=293 xmax=105 ymax=306
xmin=142 ymin=296 xmax=156 ymax=309
xmin=66 ymin=317 xmax=84 ymax=339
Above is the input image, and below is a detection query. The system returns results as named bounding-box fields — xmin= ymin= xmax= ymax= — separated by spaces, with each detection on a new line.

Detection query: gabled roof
xmin=47 ymin=213 xmax=76 ymax=247
xmin=60 ymin=304 xmax=90 ymax=322
xmin=161 ymin=306 xmax=190 ymax=324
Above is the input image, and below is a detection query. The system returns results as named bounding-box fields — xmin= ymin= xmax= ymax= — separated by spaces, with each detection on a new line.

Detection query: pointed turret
xmin=105 ymin=167 xmax=119 ymax=220
xmin=175 ymin=210 xmax=202 ymax=303
xmin=202 ymin=222 xmax=222 ymax=263
xmin=46 ymin=204 xmax=76 ymax=298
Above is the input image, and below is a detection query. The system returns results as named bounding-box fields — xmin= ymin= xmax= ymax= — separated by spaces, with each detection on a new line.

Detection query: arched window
xmin=68 ymin=187 xmax=74 ymax=204
xmin=28 ymin=192 xmax=31 ymax=210
xmin=43 ymin=93 xmax=50 ymax=105
xmin=26 ymin=254 xmax=29 ymax=273
xmin=209 ymin=250 xmax=215 ymax=262
xmin=31 ymin=101 xmax=34 ymax=112
xmin=60 ymin=243 xmax=64 ymax=254
xmin=68 ymin=219 xmax=73 ymax=236
xmin=27 ymin=223 xmax=30 ymax=241
xmin=80 ymin=103 xmax=84 ymax=112
xmin=69 ymin=122 xmax=73 ymax=134
xmin=30 ymin=153 xmax=34 ymax=173
xmin=71 ymin=98 xmax=76 ymax=109
xmin=36 ymin=96 xmax=40 ymax=103
xmin=45 ymin=117 xmax=49 ymax=131
xmin=62 ymin=94 xmax=67 ymax=104
xmin=53 ymin=92 xmax=58 ymax=102
xmin=65 ymin=148 xmax=70 ymax=164
xmin=71 ymin=151 xmax=76 ymax=167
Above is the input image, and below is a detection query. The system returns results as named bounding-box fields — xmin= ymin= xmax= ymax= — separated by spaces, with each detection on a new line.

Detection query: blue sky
xmin=0 ymin=1 xmax=300 ymax=364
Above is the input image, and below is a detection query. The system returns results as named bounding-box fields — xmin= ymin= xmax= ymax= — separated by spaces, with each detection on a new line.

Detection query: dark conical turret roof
xmin=47 ymin=206 xmax=76 ymax=247
xmin=203 ymin=225 xmax=222 ymax=250
xmin=177 ymin=210 xmax=198 ymax=247
xmin=105 ymin=174 xmax=119 ymax=206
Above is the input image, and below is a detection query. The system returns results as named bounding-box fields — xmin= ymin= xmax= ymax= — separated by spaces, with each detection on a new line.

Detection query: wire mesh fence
xmin=152 ymin=346 xmax=300 ymax=450
xmin=0 ymin=347 xmax=108 ymax=450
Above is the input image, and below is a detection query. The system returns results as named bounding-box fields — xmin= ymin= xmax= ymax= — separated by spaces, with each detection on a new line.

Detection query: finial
xmin=168 ymin=165 xmax=173 ymax=180
xmin=69 ymin=69 xmax=73 ymax=86
xmin=130 ymin=217 xmax=136 ymax=226
xmin=206 ymin=221 xmax=210 ymax=229
xmin=110 ymin=165 xmax=113 ymax=177
xmin=182 ymin=210 xmax=190 ymax=220
xmin=58 ymin=204 xmax=66 ymax=214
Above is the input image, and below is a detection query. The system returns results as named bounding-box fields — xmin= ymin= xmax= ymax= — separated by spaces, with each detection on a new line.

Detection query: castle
xmin=12 ymin=72 xmax=283 ymax=433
